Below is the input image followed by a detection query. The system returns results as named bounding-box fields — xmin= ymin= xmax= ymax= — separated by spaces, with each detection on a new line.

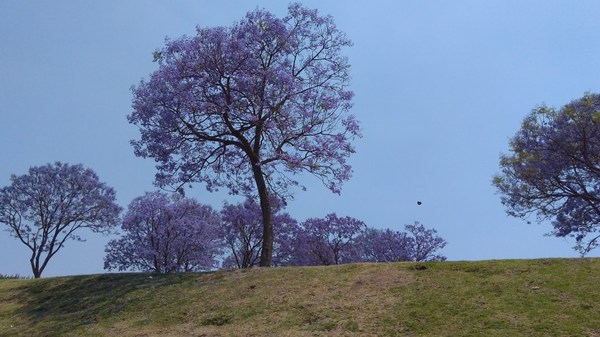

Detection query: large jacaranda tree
xmin=104 ymin=192 xmax=222 ymax=273
xmin=128 ymin=4 xmax=359 ymax=266
xmin=0 ymin=162 xmax=121 ymax=278
xmin=494 ymin=93 xmax=600 ymax=255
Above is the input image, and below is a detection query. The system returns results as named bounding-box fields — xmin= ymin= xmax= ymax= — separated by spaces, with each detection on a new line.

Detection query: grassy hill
xmin=1 ymin=259 xmax=599 ymax=336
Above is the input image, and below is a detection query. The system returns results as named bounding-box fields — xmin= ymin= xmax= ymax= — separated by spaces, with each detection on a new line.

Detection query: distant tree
xmin=404 ymin=222 xmax=447 ymax=262
xmin=493 ymin=93 xmax=600 ymax=255
xmin=358 ymin=228 xmax=414 ymax=262
xmin=357 ymin=223 xmax=447 ymax=262
xmin=292 ymin=213 xmax=366 ymax=266
xmin=220 ymin=197 xmax=298 ymax=268
xmin=104 ymin=192 xmax=222 ymax=273
xmin=128 ymin=3 xmax=359 ymax=267
xmin=0 ymin=162 xmax=121 ymax=278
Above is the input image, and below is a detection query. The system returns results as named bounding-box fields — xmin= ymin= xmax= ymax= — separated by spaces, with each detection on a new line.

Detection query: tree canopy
xmin=128 ymin=3 xmax=359 ymax=266
xmin=295 ymin=213 xmax=366 ymax=265
xmin=494 ymin=92 xmax=600 ymax=255
xmin=104 ymin=191 xmax=222 ymax=273
xmin=220 ymin=197 xmax=298 ymax=269
xmin=0 ymin=162 xmax=121 ymax=278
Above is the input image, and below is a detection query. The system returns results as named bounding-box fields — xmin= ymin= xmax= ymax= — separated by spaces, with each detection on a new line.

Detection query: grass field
xmin=1 ymin=258 xmax=599 ymax=336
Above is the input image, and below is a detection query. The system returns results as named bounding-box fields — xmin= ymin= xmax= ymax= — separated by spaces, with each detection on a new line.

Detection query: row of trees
xmin=3 ymin=2 xmax=599 ymax=279
xmin=126 ymin=3 xmax=600 ymax=264
xmin=0 ymin=163 xmax=446 ymax=278
xmin=0 ymin=4 xmax=364 ymax=279
xmin=104 ymin=191 xmax=447 ymax=273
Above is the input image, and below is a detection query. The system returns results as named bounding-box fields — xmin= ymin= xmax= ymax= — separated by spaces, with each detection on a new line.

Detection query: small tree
xmin=221 ymin=197 xmax=298 ymax=268
xmin=293 ymin=213 xmax=366 ymax=266
xmin=128 ymin=3 xmax=359 ymax=267
xmin=358 ymin=228 xmax=414 ymax=262
xmin=493 ymin=92 xmax=600 ymax=255
xmin=405 ymin=222 xmax=447 ymax=262
xmin=357 ymin=223 xmax=446 ymax=263
xmin=0 ymin=162 xmax=121 ymax=278
xmin=104 ymin=192 xmax=222 ymax=273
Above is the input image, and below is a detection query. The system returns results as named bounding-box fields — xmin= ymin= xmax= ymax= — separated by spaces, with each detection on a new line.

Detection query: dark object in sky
xmin=417 ymin=201 xmax=422 ymax=205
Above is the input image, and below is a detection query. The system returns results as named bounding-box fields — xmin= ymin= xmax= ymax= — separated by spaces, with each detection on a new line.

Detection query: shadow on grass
xmin=11 ymin=273 xmax=184 ymax=336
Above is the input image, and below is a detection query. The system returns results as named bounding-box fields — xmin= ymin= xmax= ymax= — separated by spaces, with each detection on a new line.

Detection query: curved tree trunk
xmin=30 ymin=256 xmax=41 ymax=279
xmin=252 ymin=163 xmax=273 ymax=267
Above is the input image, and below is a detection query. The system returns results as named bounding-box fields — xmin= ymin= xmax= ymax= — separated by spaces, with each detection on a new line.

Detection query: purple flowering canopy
xmin=0 ymin=162 xmax=121 ymax=278
xmin=404 ymin=222 xmax=447 ymax=262
xmin=104 ymin=191 xmax=222 ymax=273
xmin=359 ymin=228 xmax=414 ymax=263
xmin=129 ymin=3 xmax=359 ymax=266
xmin=295 ymin=213 xmax=366 ymax=266
xmin=358 ymin=223 xmax=447 ymax=263
xmin=494 ymin=92 xmax=600 ymax=255
xmin=220 ymin=197 xmax=298 ymax=269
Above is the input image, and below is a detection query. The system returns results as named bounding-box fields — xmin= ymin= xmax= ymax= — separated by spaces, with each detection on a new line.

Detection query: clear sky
xmin=2 ymin=1 xmax=600 ymax=277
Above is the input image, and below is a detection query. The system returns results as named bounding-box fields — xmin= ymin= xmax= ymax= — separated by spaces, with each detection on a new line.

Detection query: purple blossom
xmin=289 ymin=213 xmax=366 ymax=266
xmin=404 ymin=222 xmax=447 ymax=262
xmin=284 ymin=218 xmax=447 ymax=265
xmin=494 ymin=92 xmax=600 ymax=255
xmin=220 ymin=197 xmax=299 ymax=268
xmin=128 ymin=4 xmax=359 ymax=266
xmin=357 ymin=228 xmax=414 ymax=262
xmin=104 ymin=191 xmax=222 ymax=273
xmin=0 ymin=162 xmax=121 ymax=278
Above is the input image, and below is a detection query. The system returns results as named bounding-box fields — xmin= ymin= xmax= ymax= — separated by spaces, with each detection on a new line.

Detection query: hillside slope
xmin=1 ymin=259 xmax=599 ymax=336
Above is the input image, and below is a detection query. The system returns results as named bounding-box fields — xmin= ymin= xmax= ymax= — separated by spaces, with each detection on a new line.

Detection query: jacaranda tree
xmin=494 ymin=92 xmax=600 ymax=255
xmin=220 ymin=197 xmax=298 ymax=269
xmin=334 ymin=222 xmax=446 ymax=264
xmin=293 ymin=213 xmax=366 ymax=266
xmin=0 ymin=162 xmax=121 ymax=278
xmin=404 ymin=222 xmax=447 ymax=262
xmin=358 ymin=227 xmax=414 ymax=263
xmin=104 ymin=191 xmax=222 ymax=273
xmin=128 ymin=3 xmax=359 ymax=266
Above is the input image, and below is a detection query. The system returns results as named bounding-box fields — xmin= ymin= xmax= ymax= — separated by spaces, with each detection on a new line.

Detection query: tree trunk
xmin=252 ymin=163 xmax=273 ymax=267
xmin=30 ymin=257 xmax=41 ymax=279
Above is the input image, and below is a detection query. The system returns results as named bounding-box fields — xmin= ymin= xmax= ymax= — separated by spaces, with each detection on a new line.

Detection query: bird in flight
xmin=417 ymin=201 xmax=422 ymax=205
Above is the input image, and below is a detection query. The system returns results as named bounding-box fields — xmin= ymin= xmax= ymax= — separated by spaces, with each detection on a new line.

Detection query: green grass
xmin=1 ymin=259 xmax=599 ymax=336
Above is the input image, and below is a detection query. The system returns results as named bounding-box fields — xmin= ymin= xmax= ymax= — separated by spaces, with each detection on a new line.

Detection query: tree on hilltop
xmin=128 ymin=3 xmax=359 ymax=266
xmin=291 ymin=213 xmax=366 ymax=266
xmin=494 ymin=92 xmax=600 ymax=255
xmin=104 ymin=191 xmax=222 ymax=273
xmin=0 ymin=162 xmax=121 ymax=278
xmin=220 ymin=197 xmax=299 ymax=269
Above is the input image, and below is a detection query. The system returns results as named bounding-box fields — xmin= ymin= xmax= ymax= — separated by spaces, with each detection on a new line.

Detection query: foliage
xmin=358 ymin=227 xmax=414 ymax=262
xmin=104 ymin=191 xmax=222 ymax=273
xmin=220 ymin=197 xmax=299 ymax=268
xmin=291 ymin=213 xmax=366 ymax=266
xmin=404 ymin=222 xmax=447 ymax=261
xmin=0 ymin=162 xmax=121 ymax=278
xmin=494 ymin=92 xmax=600 ymax=255
xmin=357 ymin=222 xmax=447 ymax=263
xmin=284 ymin=215 xmax=446 ymax=266
xmin=128 ymin=3 xmax=359 ymax=266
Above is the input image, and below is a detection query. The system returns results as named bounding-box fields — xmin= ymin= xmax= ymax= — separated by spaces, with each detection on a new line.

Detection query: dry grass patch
xmin=0 ymin=259 xmax=598 ymax=336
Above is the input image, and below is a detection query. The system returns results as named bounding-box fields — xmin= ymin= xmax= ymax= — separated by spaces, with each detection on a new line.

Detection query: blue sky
xmin=2 ymin=1 xmax=600 ymax=277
